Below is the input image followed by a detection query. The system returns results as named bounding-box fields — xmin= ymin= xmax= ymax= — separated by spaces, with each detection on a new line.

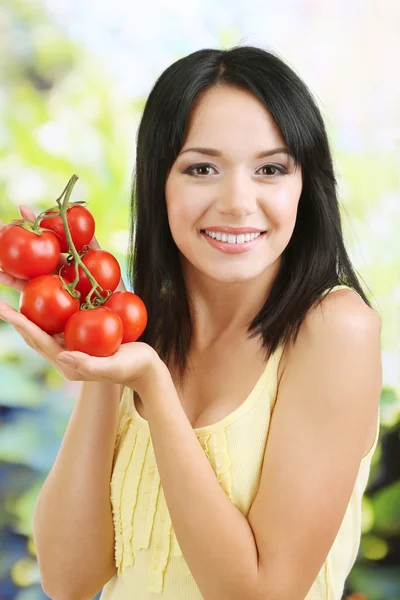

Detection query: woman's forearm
xmin=141 ymin=364 xmax=259 ymax=600
xmin=33 ymin=380 xmax=123 ymax=600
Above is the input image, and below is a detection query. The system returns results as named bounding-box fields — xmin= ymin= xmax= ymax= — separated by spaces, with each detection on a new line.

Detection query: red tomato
xmin=62 ymin=249 xmax=121 ymax=302
xmin=39 ymin=205 xmax=95 ymax=253
xmin=104 ymin=291 xmax=148 ymax=343
xmin=19 ymin=274 xmax=80 ymax=335
xmin=64 ymin=307 xmax=123 ymax=356
xmin=0 ymin=221 xmax=61 ymax=280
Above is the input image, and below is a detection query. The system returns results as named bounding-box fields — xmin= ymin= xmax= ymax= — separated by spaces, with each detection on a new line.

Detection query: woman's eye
xmin=185 ymin=164 xmax=216 ymax=176
xmin=184 ymin=163 xmax=287 ymax=177
xmin=258 ymin=164 xmax=286 ymax=177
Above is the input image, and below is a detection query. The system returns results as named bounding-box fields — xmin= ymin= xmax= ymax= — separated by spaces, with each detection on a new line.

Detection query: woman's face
xmin=165 ymin=85 xmax=303 ymax=285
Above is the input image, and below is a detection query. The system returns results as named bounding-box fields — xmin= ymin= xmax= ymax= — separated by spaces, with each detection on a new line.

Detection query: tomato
xmin=64 ymin=307 xmax=123 ymax=356
xmin=0 ymin=221 xmax=61 ymax=280
xmin=39 ymin=205 xmax=95 ymax=253
xmin=19 ymin=274 xmax=80 ymax=335
xmin=104 ymin=291 xmax=147 ymax=343
xmin=62 ymin=249 xmax=121 ymax=302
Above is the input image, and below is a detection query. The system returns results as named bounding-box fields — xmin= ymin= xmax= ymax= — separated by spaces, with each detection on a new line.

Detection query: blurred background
xmin=0 ymin=0 xmax=399 ymax=598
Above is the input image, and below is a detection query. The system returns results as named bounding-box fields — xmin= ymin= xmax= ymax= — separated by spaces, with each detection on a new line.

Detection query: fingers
xmin=19 ymin=205 xmax=37 ymax=222
xmin=0 ymin=270 xmax=27 ymax=292
xmin=55 ymin=342 xmax=155 ymax=386
xmin=116 ymin=278 xmax=127 ymax=292
xmin=89 ymin=235 xmax=101 ymax=250
xmin=0 ymin=300 xmax=19 ymax=317
xmin=0 ymin=205 xmax=35 ymax=228
xmin=14 ymin=325 xmax=41 ymax=353
xmin=0 ymin=301 xmax=63 ymax=362
xmin=56 ymin=351 xmax=111 ymax=377
xmin=56 ymin=349 xmax=126 ymax=382
xmin=0 ymin=304 xmax=42 ymax=354
xmin=53 ymin=332 xmax=65 ymax=345
xmin=51 ymin=254 xmax=69 ymax=275
xmin=0 ymin=302 xmax=53 ymax=361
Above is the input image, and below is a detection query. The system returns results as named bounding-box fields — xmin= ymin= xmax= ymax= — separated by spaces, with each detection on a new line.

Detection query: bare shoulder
xmin=306 ymin=287 xmax=381 ymax=357
xmin=278 ymin=287 xmax=381 ymax=381
xmin=311 ymin=286 xmax=379 ymax=324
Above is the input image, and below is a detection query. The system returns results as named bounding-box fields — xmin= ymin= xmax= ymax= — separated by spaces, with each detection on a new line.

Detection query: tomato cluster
xmin=0 ymin=198 xmax=147 ymax=357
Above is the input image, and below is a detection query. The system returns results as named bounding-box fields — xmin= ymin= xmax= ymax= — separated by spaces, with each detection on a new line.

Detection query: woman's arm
xmin=138 ymin=363 xmax=261 ymax=600
xmin=135 ymin=295 xmax=381 ymax=600
xmin=33 ymin=381 xmax=123 ymax=600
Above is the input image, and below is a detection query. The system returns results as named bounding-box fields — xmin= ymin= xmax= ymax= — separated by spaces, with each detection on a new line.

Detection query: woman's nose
xmin=215 ymin=175 xmax=258 ymax=217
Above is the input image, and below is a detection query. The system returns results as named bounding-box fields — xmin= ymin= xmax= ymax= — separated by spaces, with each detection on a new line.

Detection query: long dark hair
xmin=128 ymin=44 xmax=377 ymax=379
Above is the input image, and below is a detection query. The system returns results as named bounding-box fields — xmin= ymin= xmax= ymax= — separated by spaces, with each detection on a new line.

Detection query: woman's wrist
xmin=130 ymin=355 xmax=171 ymax=403
xmin=78 ymin=380 xmax=124 ymax=402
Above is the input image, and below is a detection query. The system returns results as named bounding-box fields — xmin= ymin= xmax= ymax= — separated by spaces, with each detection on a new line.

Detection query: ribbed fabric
xmin=100 ymin=285 xmax=380 ymax=600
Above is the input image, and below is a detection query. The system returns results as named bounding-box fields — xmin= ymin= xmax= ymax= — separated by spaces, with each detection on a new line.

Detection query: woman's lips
xmin=201 ymin=230 xmax=267 ymax=254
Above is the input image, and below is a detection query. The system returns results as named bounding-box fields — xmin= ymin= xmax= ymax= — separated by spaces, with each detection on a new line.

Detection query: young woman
xmin=0 ymin=45 xmax=382 ymax=600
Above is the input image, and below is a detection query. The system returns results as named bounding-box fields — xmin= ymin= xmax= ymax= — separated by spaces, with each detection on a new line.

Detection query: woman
xmin=0 ymin=45 xmax=382 ymax=600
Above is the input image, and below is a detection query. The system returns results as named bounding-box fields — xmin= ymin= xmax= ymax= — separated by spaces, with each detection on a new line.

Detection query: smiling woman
xmin=165 ymin=84 xmax=302 ymax=297
xmin=9 ymin=44 xmax=381 ymax=600
xmin=101 ymin=45 xmax=381 ymax=600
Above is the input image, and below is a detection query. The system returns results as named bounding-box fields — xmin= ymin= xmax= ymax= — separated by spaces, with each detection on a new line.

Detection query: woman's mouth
xmin=200 ymin=229 xmax=267 ymax=254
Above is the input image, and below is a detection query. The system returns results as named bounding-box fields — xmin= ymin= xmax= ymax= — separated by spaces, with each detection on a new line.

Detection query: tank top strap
xmin=321 ymin=284 xmax=363 ymax=301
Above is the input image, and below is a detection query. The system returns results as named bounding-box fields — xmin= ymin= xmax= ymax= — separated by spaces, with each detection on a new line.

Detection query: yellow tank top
xmin=100 ymin=284 xmax=381 ymax=600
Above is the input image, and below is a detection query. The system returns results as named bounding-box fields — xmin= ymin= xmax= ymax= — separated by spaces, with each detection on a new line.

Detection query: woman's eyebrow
xmin=179 ymin=146 xmax=294 ymax=159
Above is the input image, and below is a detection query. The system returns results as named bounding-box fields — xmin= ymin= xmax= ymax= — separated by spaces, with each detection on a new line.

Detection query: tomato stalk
xmin=39 ymin=175 xmax=112 ymax=308
xmin=33 ymin=178 xmax=73 ymax=228
xmin=10 ymin=219 xmax=54 ymax=237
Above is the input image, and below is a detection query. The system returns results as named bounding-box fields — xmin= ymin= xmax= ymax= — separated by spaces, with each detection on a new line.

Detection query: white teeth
xmin=204 ymin=230 xmax=262 ymax=244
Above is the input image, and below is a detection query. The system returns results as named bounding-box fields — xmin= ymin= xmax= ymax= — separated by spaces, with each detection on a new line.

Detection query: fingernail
xmin=57 ymin=353 xmax=75 ymax=366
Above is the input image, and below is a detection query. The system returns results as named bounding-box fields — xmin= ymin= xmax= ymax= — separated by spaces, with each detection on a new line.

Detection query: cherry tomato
xmin=104 ymin=291 xmax=148 ymax=343
xmin=62 ymin=249 xmax=121 ymax=302
xmin=39 ymin=205 xmax=95 ymax=253
xmin=19 ymin=274 xmax=80 ymax=335
xmin=64 ymin=307 xmax=123 ymax=357
xmin=0 ymin=221 xmax=61 ymax=280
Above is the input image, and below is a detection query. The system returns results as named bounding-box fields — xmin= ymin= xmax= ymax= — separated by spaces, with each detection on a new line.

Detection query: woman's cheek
xmin=269 ymin=186 xmax=300 ymax=228
xmin=167 ymin=210 xmax=193 ymax=254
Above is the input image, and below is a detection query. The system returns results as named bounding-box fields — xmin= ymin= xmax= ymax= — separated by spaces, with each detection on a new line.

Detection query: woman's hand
xmin=0 ymin=204 xmax=128 ymax=380
xmin=55 ymin=342 xmax=163 ymax=396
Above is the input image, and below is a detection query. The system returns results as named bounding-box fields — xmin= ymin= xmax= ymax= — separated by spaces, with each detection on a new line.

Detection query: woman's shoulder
xmin=312 ymin=285 xmax=379 ymax=324
xmin=278 ymin=285 xmax=379 ymax=383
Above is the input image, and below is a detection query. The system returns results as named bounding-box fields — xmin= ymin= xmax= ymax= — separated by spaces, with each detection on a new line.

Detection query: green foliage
xmin=373 ymin=482 xmax=400 ymax=536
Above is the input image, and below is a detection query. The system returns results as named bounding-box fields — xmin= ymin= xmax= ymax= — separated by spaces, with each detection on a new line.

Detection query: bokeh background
xmin=0 ymin=0 xmax=399 ymax=599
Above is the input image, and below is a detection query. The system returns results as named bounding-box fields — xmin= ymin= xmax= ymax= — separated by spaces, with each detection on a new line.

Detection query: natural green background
xmin=0 ymin=1 xmax=399 ymax=599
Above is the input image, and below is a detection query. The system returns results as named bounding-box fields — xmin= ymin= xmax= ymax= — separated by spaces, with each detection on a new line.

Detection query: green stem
xmin=34 ymin=211 xmax=61 ymax=227
xmin=46 ymin=175 xmax=108 ymax=309
xmin=34 ymin=178 xmax=74 ymax=227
